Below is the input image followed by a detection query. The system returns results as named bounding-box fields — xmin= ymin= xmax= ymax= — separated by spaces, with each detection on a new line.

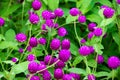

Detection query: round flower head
xmin=44 ymin=55 xmax=54 ymax=65
xmin=42 ymin=71 xmax=51 ymax=80
xmin=29 ymin=37 xmax=38 ymax=47
xmin=97 ymin=55 xmax=104 ymax=64
xmin=54 ymin=68 xmax=63 ymax=79
xmin=38 ymin=64 xmax=47 ymax=74
xmin=27 ymin=54 xmax=36 ymax=61
xmin=28 ymin=61 xmax=38 ymax=73
xmin=30 ymin=76 xmax=40 ymax=80
xmin=40 ymin=61 xmax=45 ymax=65
xmin=80 ymin=38 xmax=86 ymax=44
xmin=54 ymin=8 xmax=64 ymax=17
xmin=61 ymin=39 xmax=70 ymax=50
xmin=59 ymin=49 xmax=71 ymax=62
xmin=19 ymin=48 xmax=23 ymax=53
xmin=42 ymin=10 xmax=51 ymax=20
xmin=27 ymin=46 xmax=32 ymax=52
xmin=117 ymin=0 xmax=120 ymax=4
xmin=89 ymin=46 xmax=94 ymax=54
xmin=50 ymin=38 xmax=61 ymax=50
xmin=29 ymin=12 xmax=40 ymax=24
xmin=88 ymin=22 xmax=97 ymax=31
xmin=88 ymin=74 xmax=96 ymax=80
xmin=103 ymin=7 xmax=115 ymax=18
xmin=79 ymin=46 xmax=91 ymax=56
xmin=53 ymin=23 xmax=59 ymax=28
xmin=41 ymin=24 xmax=47 ymax=31
xmin=16 ymin=33 xmax=27 ymax=42
xmin=55 ymin=59 xmax=65 ymax=68
xmin=50 ymin=12 xmax=56 ymax=19
xmin=38 ymin=38 xmax=46 ymax=45
xmin=11 ymin=57 xmax=18 ymax=63
xmin=32 ymin=0 xmax=42 ymax=10
xmin=69 ymin=8 xmax=79 ymax=16
xmin=45 ymin=19 xmax=54 ymax=27
xmin=93 ymin=27 xmax=103 ymax=36
xmin=63 ymin=74 xmax=72 ymax=80
xmin=88 ymin=32 xmax=94 ymax=39
xmin=107 ymin=56 xmax=120 ymax=69
xmin=78 ymin=15 xmax=86 ymax=23
xmin=69 ymin=73 xmax=80 ymax=80
xmin=57 ymin=27 xmax=67 ymax=37
xmin=0 ymin=17 xmax=5 ymax=27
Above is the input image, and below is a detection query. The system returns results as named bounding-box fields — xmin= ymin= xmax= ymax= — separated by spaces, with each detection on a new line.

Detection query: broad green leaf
xmin=88 ymin=59 xmax=97 ymax=68
xmin=93 ymin=43 xmax=104 ymax=55
xmin=96 ymin=0 xmax=112 ymax=7
xmin=95 ymin=71 xmax=110 ymax=77
xmin=5 ymin=29 xmax=16 ymax=41
xmin=43 ymin=0 xmax=48 ymax=5
xmin=3 ymin=60 xmax=15 ymax=65
xmin=66 ymin=15 xmax=78 ymax=24
xmin=73 ymin=56 xmax=83 ymax=66
xmin=48 ymin=0 xmax=59 ymax=11
xmin=70 ymin=42 xmax=79 ymax=56
xmin=0 ymin=34 xmax=5 ymax=41
xmin=0 ymin=72 xmax=4 ymax=78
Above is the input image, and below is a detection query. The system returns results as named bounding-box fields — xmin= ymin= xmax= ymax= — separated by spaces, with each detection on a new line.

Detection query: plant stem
xmin=112 ymin=69 xmax=115 ymax=80
xmin=22 ymin=1 xmax=25 ymax=27
xmin=5 ymin=48 xmax=14 ymax=60
xmin=84 ymin=56 xmax=91 ymax=74
xmin=0 ymin=59 xmax=5 ymax=71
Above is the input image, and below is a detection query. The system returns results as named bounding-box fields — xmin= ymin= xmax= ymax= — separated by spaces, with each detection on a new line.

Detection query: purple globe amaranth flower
xmin=69 ymin=8 xmax=79 ymax=16
xmin=103 ymin=7 xmax=115 ymax=18
xmin=80 ymin=38 xmax=86 ymax=44
xmin=88 ymin=32 xmax=94 ymax=39
xmin=27 ymin=46 xmax=32 ymax=52
xmin=53 ymin=23 xmax=59 ymax=28
xmin=45 ymin=19 xmax=54 ymax=27
xmin=50 ymin=38 xmax=61 ymax=50
xmin=16 ymin=33 xmax=27 ymax=42
xmin=89 ymin=46 xmax=95 ymax=54
xmin=41 ymin=24 xmax=47 ymax=31
xmin=88 ymin=74 xmax=96 ymax=80
xmin=42 ymin=10 xmax=51 ymax=20
xmin=38 ymin=64 xmax=47 ymax=74
xmin=61 ymin=39 xmax=70 ymax=50
xmin=0 ymin=17 xmax=5 ymax=27
xmin=57 ymin=27 xmax=67 ymax=37
xmin=28 ymin=61 xmax=38 ymax=73
xmin=97 ymin=55 xmax=104 ymax=64
xmin=54 ymin=68 xmax=63 ymax=79
xmin=42 ymin=71 xmax=51 ymax=80
xmin=78 ymin=15 xmax=86 ymax=23
xmin=29 ymin=37 xmax=38 ymax=47
xmin=79 ymin=46 xmax=91 ymax=56
xmin=54 ymin=8 xmax=64 ymax=17
xmin=32 ymin=0 xmax=42 ymax=10
xmin=29 ymin=12 xmax=40 ymax=24
xmin=59 ymin=49 xmax=71 ymax=62
xmin=38 ymin=38 xmax=46 ymax=45
xmin=50 ymin=12 xmax=56 ymax=19
xmin=19 ymin=48 xmax=24 ymax=53
xmin=63 ymin=74 xmax=72 ymax=80
xmin=55 ymin=59 xmax=65 ymax=68
xmin=117 ymin=0 xmax=120 ymax=4
xmin=88 ymin=22 xmax=97 ymax=31
xmin=40 ymin=61 xmax=45 ymax=65
xmin=11 ymin=57 xmax=18 ymax=63
xmin=93 ymin=27 xmax=103 ymax=36
xmin=44 ymin=55 xmax=54 ymax=65
xmin=69 ymin=73 xmax=80 ymax=80
xmin=30 ymin=76 xmax=40 ymax=80
xmin=27 ymin=54 xmax=36 ymax=61
xmin=107 ymin=56 xmax=120 ymax=69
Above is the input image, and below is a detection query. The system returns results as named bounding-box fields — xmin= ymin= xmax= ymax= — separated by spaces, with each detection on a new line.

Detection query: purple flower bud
xmin=45 ymin=19 xmax=54 ymax=27
xmin=19 ymin=48 xmax=24 ymax=53
xmin=50 ymin=12 xmax=56 ymax=19
xmin=57 ymin=27 xmax=67 ymax=37
xmin=15 ymin=33 xmax=27 ymax=42
xmin=0 ymin=17 xmax=5 ymax=27
xmin=59 ymin=49 xmax=71 ymax=62
xmin=30 ymin=76 xmax=40 ymax=80
xmin=54 ymin=68 xmax=63 ymax=79
xmin=42 ymin=71 xmax=51 ymax=80
xmin=54 ymin=8 xmax=64 ymax=17
xmin=38 ymin=38 xmax=46 ymax=45
xmin=78 ymin=15 xmax=86 ymax=23
xmin=97 ymin=55 xmax=104 ymax=64
xmin=27 ymin=54 xmax=36 ymax=61
xmin=41 ymin=24 xmax=47 ymax=31
xmin=42 ymin=10 xmax=51 ymax=20
xmin=93 ymin=28 xmax=103 ymax=36
xmin=69 ymin=73 xmax=80 ymax=80
xmin=27 ymin=46 xmax=32 ymax=52
xmin=50 ymin=38 xmax=61 ymax=50
xmin=88 ymin=32 xmax=94 ymax=39
xmin=69 ymin=8 xmax=79 ymax=16
xmin=88 ymin=74 xmax=96 ymax=80
xmin=79 ymin=46 xmax=91 ymax=56
xmin=80 ymin=38 xmax=86 ymax=44
xmin=61 ymin=39 xmax=70 ymax=50
xmin=88 ymin=22 xmax=97 ymax=31
xmin=29 ymin=37 xmax=38 ymax=47
xmin=103 ymin=7 xmax=115 ymax=18
xmin=117 ymin=0 xmax=120 ymax=4
xmin=63 ymin=74 xmax=72 ymax=80
xmin=107 ymin=56 xmax=120 ymax=69
xmin=32 ymin=0 xmax=42 ymax=10
xmin=53 ymin=23 xmax=59 ymax=28
xmin=11 ymin=57 xmax=18 ymax=63
xmin=28 ymin=61 xmax=38 ymax=73
xmin=29 ymin=12 xmax=40 ymax=24
xmin=44 ymin=55 xmax=54 ymax=65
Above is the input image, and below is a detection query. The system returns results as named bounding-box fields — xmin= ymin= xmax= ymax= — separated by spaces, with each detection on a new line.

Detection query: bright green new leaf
xmin=5 ymin=29 xmax=16 ymax=41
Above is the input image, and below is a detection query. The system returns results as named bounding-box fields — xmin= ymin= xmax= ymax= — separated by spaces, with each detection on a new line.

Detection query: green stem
xmin=0 ymin=59 xmax=5 ymax=71
xmin=22 ymin=1 xmax=25 ymax=27
xmin=112 ymin=69 xmax=115 ymax=80
xmin=5 ymin=48 xmax=14 ymax=60
xmin=84 ymin=57 xmax=91 ymax=74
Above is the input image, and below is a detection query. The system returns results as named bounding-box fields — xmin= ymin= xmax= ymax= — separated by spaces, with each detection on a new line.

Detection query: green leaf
xmin=70 ymin=42 xmax=79 ymax=56
xmin=96 ymin=0 xmax=112 ymax=7
xmin=68 ymin=68 xmax=87 ymax=75
xmin=10 ymin=61 xmax=29 ymax=74
xmin=93 ymin=43 xmax=104 ymax=55
xmin=66 ymin=15 xmax=78 ymax=24
xmin=95 ymin=71 xmax=110 ymax=77
xmin=0 ymin=34 xmax=5 ymax=41
xmin=73 ymin=56 xmax=83 ymax=66
xmin=88 ymin=59 xmax=97 ymax=68
xmin=3 ymin=60 xmax=15 ymax=65
xmin=0 ymin=72 xmax=4 ymax=78
xmin=5 ymin=29 xmax=16 ymax=41
xmin=43 ymin=0 xmax=48 ymax=5
xmin=48 ymin=0 xmax=59 ymax=11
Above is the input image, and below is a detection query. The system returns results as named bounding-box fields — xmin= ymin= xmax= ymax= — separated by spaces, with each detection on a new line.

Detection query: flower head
xmin=32 ymin=0 xmax=42 ymax=10
xmin=27 ymin=54 xmax=36 ymax=61
xmin=79 ymin=46 xmax=91 ymax=56
xmin=97 ymin=55 xmax=104 ymax=64
xmin=69 ymin=73 xmax=80 ymax=80
xmin=30 ymin=76 xmax=40 ymax=80
xmin=69 ymin=8 xmax=79 ymax=16
xmin=57 ymin=27 xmax=67 ymax=37
xmin=88 ymin=22 xmax=97 ymax=31
xmin=103 ymin=7 xmax=115 ymax=18
xmin=54 ymin=8 xmax=64 ymax=17
xmin=0 ymin=17 xmax=5 ymax=27
xmin=50 ymin=38 xmax=61 ymax=50
xmin=29 ymin=37 xmax=38 ymax=47
xmin=16 ymin=33 xmax=27 ymax=42
xmin=61 ymin=39 xmax=70 ymax=50
xmin=93 ymin=28 xmax=103 ymax=36
xmin=29 ymin=12 xmax=40 ymax=24
xmin=54 ymin=68 xmax=63 ymax=79
xmin=88 ymin=74 xmax=96 ymax=80
xmin=63 ymin=74 xmax=72 ymax=80
xmin=78 ymin=15 xmax=86 ymax=23
xmin=28 ymin=61 xmax=38 ymax=73
xmin=38 ymin=38 xmax=46 ymax=45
